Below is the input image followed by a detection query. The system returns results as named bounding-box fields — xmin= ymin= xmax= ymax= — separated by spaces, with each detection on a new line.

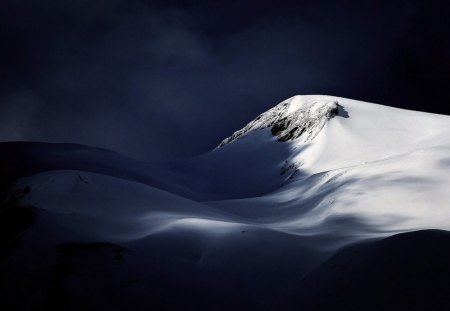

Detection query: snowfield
xmin=2 ymin=95 xmax=450 ymax=310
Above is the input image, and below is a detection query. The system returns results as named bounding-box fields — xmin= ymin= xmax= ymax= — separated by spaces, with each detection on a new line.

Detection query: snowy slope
xmin=208 ymin=95 xmax=450 ymax=237
xmin=3 ymin=94 xmax=450 ymax=309
xmin=10 ymin=93 xmax=450 ymax=250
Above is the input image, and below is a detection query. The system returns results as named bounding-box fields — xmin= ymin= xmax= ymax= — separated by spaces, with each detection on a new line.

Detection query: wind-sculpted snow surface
xmin=2 ymin=95 xmax=450 ymax=310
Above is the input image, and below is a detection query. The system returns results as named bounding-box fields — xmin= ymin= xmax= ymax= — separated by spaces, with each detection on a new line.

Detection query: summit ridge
xmin=218 ymin=95 xmax=344 ymax=147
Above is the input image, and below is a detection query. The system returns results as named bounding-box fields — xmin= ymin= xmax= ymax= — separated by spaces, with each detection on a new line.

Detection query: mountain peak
xmin=218 ymin=95 xmax=345 ymax=148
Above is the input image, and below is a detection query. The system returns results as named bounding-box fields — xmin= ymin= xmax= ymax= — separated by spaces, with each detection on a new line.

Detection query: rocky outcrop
xmin=217 ymin=96 xmax=342 ymax=148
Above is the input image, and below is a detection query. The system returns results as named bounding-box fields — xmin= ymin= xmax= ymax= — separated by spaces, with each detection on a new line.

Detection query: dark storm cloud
xmin=0 ymin=0 xmax=449 ymax=160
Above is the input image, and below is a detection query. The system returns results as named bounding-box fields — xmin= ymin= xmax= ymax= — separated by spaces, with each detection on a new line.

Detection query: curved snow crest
xmin=217 ymin=95 xmax=344 ymax=148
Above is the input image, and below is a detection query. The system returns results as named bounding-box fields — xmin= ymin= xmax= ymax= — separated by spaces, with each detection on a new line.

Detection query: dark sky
xmin=1 ymin=0 xmax=449 ymax=160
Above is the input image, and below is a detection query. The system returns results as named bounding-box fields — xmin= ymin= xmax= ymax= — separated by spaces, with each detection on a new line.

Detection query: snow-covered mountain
xmin=2 ymin=95 xmax=450 ymax=310
xmin=209 ymin=95 xmax=450 ymax=235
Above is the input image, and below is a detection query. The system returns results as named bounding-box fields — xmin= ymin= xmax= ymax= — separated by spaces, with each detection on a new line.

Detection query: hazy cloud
xmin=0 ymin=92 xmax=38 ymax=140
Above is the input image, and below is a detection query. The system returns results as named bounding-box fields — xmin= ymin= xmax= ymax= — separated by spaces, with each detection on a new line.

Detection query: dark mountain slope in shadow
xmin=296 ymin=229 xmax=450 ymax=311
xmin=0 ymin=141 xmax=158 ymax=184
xmin=0 ymin=142 xmax=213 ymax=200
xmin=0 ymin=135 xmax=292 ymax=201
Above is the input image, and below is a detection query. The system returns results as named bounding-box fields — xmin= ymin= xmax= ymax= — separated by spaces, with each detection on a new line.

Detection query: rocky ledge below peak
xmin=217 ymin=96 xmax=346 ymax=148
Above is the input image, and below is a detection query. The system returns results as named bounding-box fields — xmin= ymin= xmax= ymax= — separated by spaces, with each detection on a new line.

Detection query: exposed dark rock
xmin=0 ymin=178 xmax=36 ymax=260
xmin=218 ymin=97 xmax=343 ymax=148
